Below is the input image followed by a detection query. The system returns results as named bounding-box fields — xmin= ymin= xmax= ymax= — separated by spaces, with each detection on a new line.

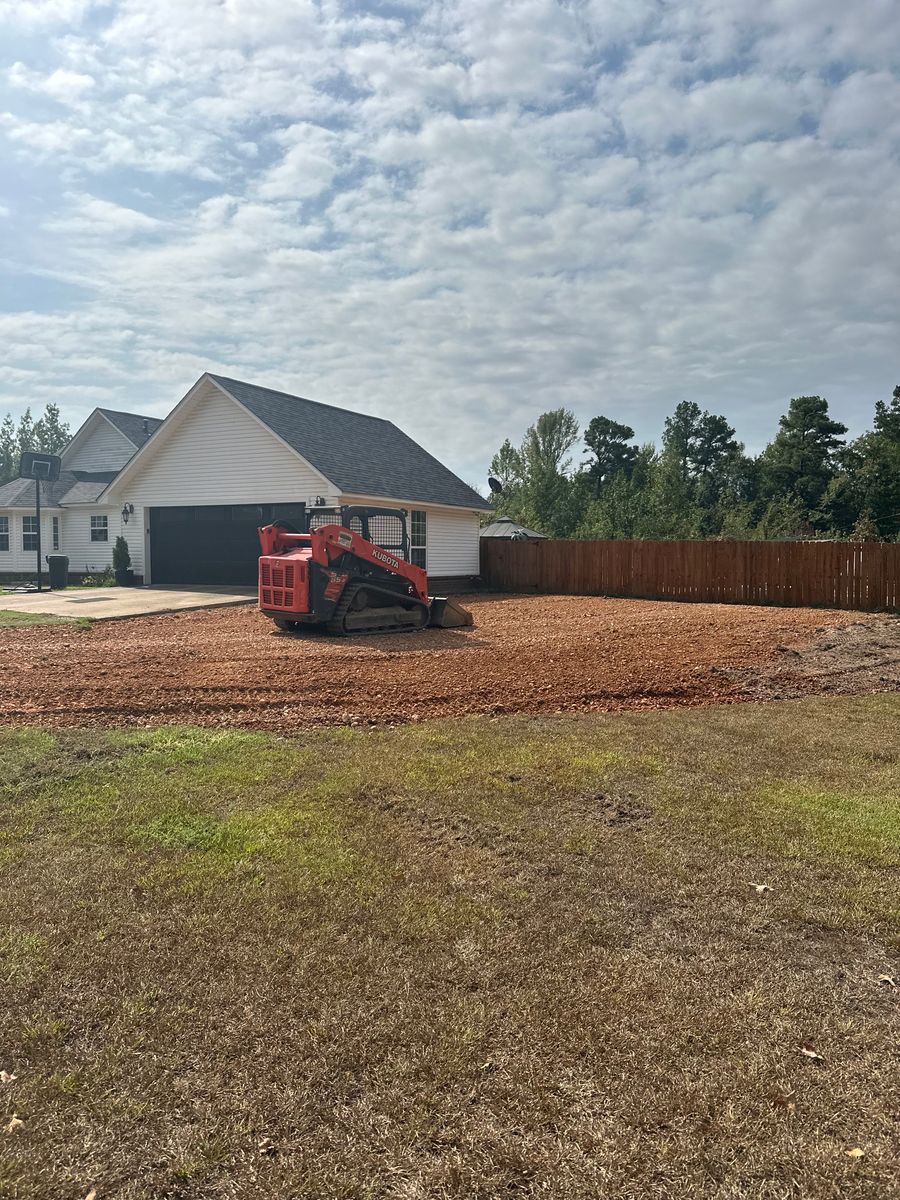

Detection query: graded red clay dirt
xmin=2 ymin=595 xmax=896 ymax=733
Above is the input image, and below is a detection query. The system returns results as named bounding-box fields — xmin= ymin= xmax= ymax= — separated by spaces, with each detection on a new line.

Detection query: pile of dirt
xmin=716 ymin=615 xmax=900 ymax=701
xmin=0 ymin=594 xmax=896 ymax=732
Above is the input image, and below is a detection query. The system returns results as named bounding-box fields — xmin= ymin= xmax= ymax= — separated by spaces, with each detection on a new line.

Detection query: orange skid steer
xmin=258 ymin=505 xmax=474 ymax=636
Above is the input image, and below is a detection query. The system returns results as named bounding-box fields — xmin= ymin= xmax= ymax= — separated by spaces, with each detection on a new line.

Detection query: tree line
xmin=0 ymin=405 xmax=72 ymax=486
xmin=489 ymin=386 xmax=900 ymax=542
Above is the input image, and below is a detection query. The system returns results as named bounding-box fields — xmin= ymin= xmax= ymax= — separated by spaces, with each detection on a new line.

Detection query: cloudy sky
xmin=1 ymin=0 xmax=898 ymax=486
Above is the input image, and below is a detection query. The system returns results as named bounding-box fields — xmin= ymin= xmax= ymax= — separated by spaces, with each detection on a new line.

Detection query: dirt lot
xmin=1 ymin=594 xmax=897 ymax=732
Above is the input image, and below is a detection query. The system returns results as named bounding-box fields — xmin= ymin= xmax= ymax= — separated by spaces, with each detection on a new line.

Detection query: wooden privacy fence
xmin=480 ymin=538 xmax=900 ymax=612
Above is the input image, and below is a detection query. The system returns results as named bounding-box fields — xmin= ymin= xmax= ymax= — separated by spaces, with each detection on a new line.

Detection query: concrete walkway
xmin=0 ymin=585 xmax=256 ymax=621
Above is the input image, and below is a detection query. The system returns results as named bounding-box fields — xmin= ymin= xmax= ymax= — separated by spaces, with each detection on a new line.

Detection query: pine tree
xmin=873 ymin=383 xmax=900 ymax=443
xmin=583 ymin=417 xmax=638 ymax=497
xmin=16 ymin=408 xmax=36 ymax=457
xmin=33 ymin=403 xmax=71 ymax=455
xmin=0 ymin=414 xmax=16 ymax=485
xmin=759 ymin=396 xmax=847 ymax=523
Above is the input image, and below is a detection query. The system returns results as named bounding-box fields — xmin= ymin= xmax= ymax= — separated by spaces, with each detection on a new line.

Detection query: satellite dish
xmin=488 ymin=476 xmax=503 ymax=495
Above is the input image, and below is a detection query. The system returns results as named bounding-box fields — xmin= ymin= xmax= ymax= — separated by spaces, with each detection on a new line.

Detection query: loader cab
xmin=305 ymin=505 xmax=410 ymax=562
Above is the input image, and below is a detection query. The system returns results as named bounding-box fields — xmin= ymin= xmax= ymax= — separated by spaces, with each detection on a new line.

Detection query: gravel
xmin=0 ymin=594 xmax=889 ymax=733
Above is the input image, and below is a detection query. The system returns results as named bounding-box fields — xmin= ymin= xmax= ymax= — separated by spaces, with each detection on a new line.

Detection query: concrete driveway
xmin=0 ymin=585 xmax=256 ymax=621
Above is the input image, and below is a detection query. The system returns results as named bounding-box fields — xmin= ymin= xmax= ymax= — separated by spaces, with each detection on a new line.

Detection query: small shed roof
xmin=480 ymin=516 xmax=548 ymax=539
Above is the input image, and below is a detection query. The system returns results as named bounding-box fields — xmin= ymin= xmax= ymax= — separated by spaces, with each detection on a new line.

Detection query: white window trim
xmin=410 ymin=509 xmax=427 ymax=569
xmin=22 ymin=515 xmax=38 ymax=551
xmin=90 ymin=514 xmax=109 ymax=543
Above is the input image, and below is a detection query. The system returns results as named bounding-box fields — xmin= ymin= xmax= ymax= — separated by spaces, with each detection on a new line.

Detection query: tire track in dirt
xmin=0 ymin=594 xmax=893 ymax=732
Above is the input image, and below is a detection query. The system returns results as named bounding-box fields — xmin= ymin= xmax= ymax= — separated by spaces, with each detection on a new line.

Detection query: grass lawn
xmin=1 ymin=695 xmax=897 ymax=1198
xmin=0 ymin=610 xmax=90 ymax=630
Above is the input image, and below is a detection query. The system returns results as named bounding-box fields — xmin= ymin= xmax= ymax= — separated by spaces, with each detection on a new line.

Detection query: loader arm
xmin=309 ymin=524 xmax=429 ymax=604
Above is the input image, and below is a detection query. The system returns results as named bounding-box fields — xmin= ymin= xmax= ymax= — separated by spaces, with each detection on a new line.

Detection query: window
xmin=22 ymin=516 xmax=38 ymax=552
xmin=410 ymin=509 xmax=426 ymax=569
xmin=90 ymin=515 xmax=108 ymax=543
xmin=0 ymin=516 xmax=8 ymax=552
xmin=52 ymin=516 xmax=60 ymax=551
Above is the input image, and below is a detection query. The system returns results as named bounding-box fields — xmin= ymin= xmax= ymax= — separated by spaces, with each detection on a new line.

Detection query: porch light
xmin=121 ymin=503 xmax=134 ymax=524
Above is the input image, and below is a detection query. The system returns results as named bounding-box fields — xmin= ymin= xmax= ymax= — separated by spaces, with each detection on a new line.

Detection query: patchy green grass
xmin=0 ymin=695 xmax=897 ymax=1198
xmin=0 ymin=609 xmax=90 ymax=629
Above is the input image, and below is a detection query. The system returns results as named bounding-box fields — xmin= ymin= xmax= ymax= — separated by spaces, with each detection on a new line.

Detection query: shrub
xmin=81 ymin=566 xmax=116 ymax=588
xmin=112 ymin=536 xmax=131 ymax=573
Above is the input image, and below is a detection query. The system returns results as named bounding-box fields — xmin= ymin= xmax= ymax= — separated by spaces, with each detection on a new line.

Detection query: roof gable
xmin=97 ymin=409 xmax=164 ymax=446
xmin=61 ymin=406 xmax=162 ymax=475
xmin=210 ymin=375 xmax=490 ymax=511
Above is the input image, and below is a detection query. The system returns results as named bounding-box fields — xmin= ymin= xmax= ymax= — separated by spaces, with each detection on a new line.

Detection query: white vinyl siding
xmin=0 ymin=511 xmax=62 ymax=574
xmin=424 ymin=508 xmax=481 ymax=576
xmin=59 ymin=507 xmax=122 ymax=575
xmin=63 ymin=417 xmax=136 ymax=471
xmin=110 ymin=377 xmax=333 ymax=509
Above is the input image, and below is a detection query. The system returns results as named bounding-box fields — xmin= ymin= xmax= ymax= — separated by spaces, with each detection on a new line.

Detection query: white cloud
xmin=0 ymin=0 xmax=93 ymax=29
xmin=0 ymin=0 xmax=898 ymax=469
xmin=46 ymin=192 xmax=163 ymax=237
xmin=8 ymin=62 xmax=95 ymax=102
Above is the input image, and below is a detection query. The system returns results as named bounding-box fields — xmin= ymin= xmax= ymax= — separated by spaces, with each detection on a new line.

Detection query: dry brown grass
xmin=1 ymin=695 xmax=897 ymax=1198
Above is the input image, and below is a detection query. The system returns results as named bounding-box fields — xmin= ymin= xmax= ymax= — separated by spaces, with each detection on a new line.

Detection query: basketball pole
xmin=35 ymin=476 xmax=42 ymax=593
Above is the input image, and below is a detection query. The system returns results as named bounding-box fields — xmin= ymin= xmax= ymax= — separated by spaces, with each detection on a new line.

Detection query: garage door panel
xmin=149 ymin=504 xmax=302 ymax=585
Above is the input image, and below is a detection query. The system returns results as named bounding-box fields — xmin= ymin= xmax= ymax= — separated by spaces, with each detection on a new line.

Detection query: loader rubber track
xmin=326 ymin=582 xmax=429 ymax=636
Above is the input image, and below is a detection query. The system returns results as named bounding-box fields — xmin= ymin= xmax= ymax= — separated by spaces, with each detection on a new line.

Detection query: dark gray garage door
xmin=149 ymin=504 xmax=307 ymax=585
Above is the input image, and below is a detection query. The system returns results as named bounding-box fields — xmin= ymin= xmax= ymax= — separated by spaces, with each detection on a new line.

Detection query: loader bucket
xmin=429 ymin=596 xmax=474 ymax=629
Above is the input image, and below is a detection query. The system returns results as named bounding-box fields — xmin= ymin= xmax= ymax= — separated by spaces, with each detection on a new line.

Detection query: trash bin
xmin=46 ymin=554 xmax=69 ymax=590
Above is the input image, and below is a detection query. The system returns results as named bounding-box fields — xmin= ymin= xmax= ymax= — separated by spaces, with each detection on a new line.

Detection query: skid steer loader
xmin=258 ymin=505 xmax=474 ymax=636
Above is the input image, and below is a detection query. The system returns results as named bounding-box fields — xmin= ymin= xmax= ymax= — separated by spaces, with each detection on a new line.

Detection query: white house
xmin=0 ymin=373 xmax=491 ymax=587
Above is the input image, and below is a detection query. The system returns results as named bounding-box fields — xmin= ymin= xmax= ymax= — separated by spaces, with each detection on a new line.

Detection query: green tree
xmin=15 ymin=407 xmax=36 ymax=457
xmin=577 ymin=445 xmax=661 ymax=538
xmin=759 ymin=396 xmax=847 ymax=522
xmin=691 ymin=413 xmax=742 ymax=491
xmin=848 ymin=386 xmax=900 ymax=538
xmin=583 ymin=416 xmax=637 ymax=497
xmin=520 ymin=409 xmax=579 ymax=478
xmin=755 ymin=494 xmax=811 ymax=540
xmin=873 ymin=383 xmax=900 ymax=442
xmin=489 ymin=438 xmax=524 ymax=491
xmin=488 ymin=409 xmax=584 ymax=537
xmin=33 ymin=402 xmax=71 ymax=455
xmin=0 ymin=414 xmax=16 ymax=486
xmin=0 ymin=402 xmax=73 ymax=486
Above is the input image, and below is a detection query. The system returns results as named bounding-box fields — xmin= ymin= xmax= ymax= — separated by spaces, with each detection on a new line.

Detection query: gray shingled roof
xmin=97 ymin=409 xmax=163 ymax=446
xmin=210 ymin=375 xmax=491 ymax=511
xmin=480 ymin=516 xmax=547 ymax=539
xmin=58 ymin=471 xmax=120 ymax=504
xmin=0 ymin=470 xmax=118 ymax=509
